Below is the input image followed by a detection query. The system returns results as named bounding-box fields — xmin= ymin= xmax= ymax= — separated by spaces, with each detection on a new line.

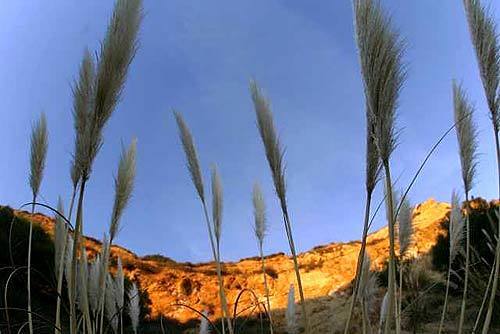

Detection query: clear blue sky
xmin=0 ymin=1 xmax=498 ymax=262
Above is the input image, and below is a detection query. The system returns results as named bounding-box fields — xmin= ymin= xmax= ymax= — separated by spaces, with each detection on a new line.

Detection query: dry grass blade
xmin=453 ymin=82 xmax=479 ymax=193
xmin=174 ymin=111 xmax=205 ymax=202
xmin=29 ymin=113 xmax=48 ymax=198
xmin=211 ymin=165 xmax=223 ymax=244
xmin=252 ymin=182 xmax=267 ymax=244
xmin=109 ymin=139 xmax=137 ymax=242
xmin=463 ymin=0 xmax=500 ymax=127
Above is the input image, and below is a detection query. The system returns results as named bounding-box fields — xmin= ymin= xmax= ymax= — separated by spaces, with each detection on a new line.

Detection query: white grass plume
xmin=72 ymin=48 xmax=95 ymax=184
xmin=88 ymin=254 xmax=101 ymax=314
xmin=199 ymin=310 xmax=210 ymax=334
xmin=453 ymin=82 xmax=479 ymax=193
xmin=354 ymin=0 xmax=406 ymax=164
xmin=64 ymin=235 xmax=75 ymax=297
xmin=378 ymin=291 xmax=389 ymax=334
xmin=463 ymin=0 xmax=500 ymax=128
xmin=211 ymin=165 xmax=223 ymax=245
xmin=449 ymin=191 xmax=465 ymax=262
xmin=358 ymin=254 xmax=372 ymax=302
xmin=397 ymin=197 xmax=413 ymax=257
xmin=29 ymin=113 xmax=48 ymax=198
xmin=249 ymin=81 xmax=286 ymax=201
xmin=174 ymin=111 xmax=205 ymax=202
xmin=286 ymin=284 xmax=297 ymax=334
xmin=115 ymin=257 xmax=125 ymax=311
xmin=106 ymin=273 xmax=119 ymax=333
xmin=127 ymin=282 xmax=140 ymax=334
xmin=253 ymin=182 xmax=267 ymax=244
xmin=83 ymin=0 xmax=142 ymax=179
xmin=54 ymin=197 xmax=67 ymax=275
xmin=109 ymin=138 xmax=137 ymax=242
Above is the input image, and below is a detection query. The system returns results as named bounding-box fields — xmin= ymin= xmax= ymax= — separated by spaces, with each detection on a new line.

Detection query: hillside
xmin=6 ymin=197 xmax=462 ymax=330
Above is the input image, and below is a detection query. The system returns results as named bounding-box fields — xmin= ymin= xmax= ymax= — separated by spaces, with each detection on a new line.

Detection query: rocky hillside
xmin=11 ymin=197 xmax=477 ymax=328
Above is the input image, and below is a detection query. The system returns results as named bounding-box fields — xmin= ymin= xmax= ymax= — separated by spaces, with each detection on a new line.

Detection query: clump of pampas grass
xmin=463 ymin=2 xmax=500 ymax=331
xmin=27 ymin=112 xmax=49 ymax=334
xmin=353 ymin=1 xmax=406 ymax=332
xmin=453 ymin=81 xmax=478 ymax=334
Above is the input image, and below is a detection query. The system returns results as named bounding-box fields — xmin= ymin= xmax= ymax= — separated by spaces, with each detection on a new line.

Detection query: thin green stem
xmin=69 ymin=179 xmax=87 ymax=334
xmin=259 ymin=242 xmax=274 ymax=334
xmin=202 ymin=201 xmax=233 ymax=334
xmin=383 ymin=161 xmax=397 ymax=334
xmin=27 ymin=194 xmax=36 ymax=334
xmin=458 ymin=192 xmax=471 ymax=334
xmin=472 ymin=256 xmax=495 ymax=333
xmin=282 ymin=208 xmax=309 ymax=333
xmin=344 ymin=190 xmax=373 ymax=334
xmin=481 ymin=127 xmax=500 ymax=334
xmin=438 ymin=259 xmax=453 ymax=334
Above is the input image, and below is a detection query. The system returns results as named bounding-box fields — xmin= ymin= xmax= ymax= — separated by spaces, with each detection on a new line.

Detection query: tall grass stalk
xmin=396 ymin=197 xmax=413 ymax=334
xmin=174 ymin=111 xmax=233 ymax=334
xmin=453 ymin=82 xmax=478 ymax=334
xmin=249 ymin=81 xmax=309 ymax=332
xmin=463 ymin=1 xmax=500 ymax=331
xmin=438 ymin=191 xmax=465 ymax=334
xmin=27 ymin=112 xmax=48 ymax=334
xmin=54 ymin=198 xmax=68 ymax=334
xmin=353 ymin=1 xmax=406 ymax=332
xmin=67 ymin=1 xmax=142 ymax=332
xmin=252 ymin=182 xmax=274 ymax=334
xmin=344 ymin=103 xmax=381 ymax=334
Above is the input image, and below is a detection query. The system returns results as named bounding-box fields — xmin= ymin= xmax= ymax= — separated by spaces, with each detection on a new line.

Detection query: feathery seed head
xmin=115 ymin=257 xmax=125 ymax=309
xmin=54 ymin=197 xmax=67 ymax=274
xmin=397 ymin=197 xmax=414 ymax=257
xmin=366 ymin=118 xmax=382 ymax=193
xmin=174 ymin=111 xmax=205 ymax=202
xmin=463 ymin=0 xmax=500 ymax=127
xmin=354 ymin=0 xmax=406 ymax=163
xmin=453 ymin=81 xmax=479 ymax=193
xmin=211 ymin=165 xmax=223 ymax=244
xmin=128 ymin=282 xmax=140 ymax=333
xmin=199 ymin=310 xmax=210 ymax=334
xmin=72 ymin=48 xmax=95 ymax=182
xmin=286 ymin=284 xmax=297 ymax=334
xmin=449 ymin=191 xmax=465 ymax=262
xmin=105 ymin=273 xmax=119 ymax=333
xmin=379 ymin=291 xmax=389 ymax=331
xmin=358 ymin=254 xmax=371 ymax=297
xmin=109 ymin=138 xmax=137 ymax=242
xmin=249 ymin=80 xmax=287 ymax=203
xmin=29 ymin=113 xmax=48 ymax=198
xmin=88 ymin=255 xmax=101 ymax=313
xmin=252 ymin=182 xmax=267 ymax=244
xmin=79 ymin=0 xmax=142 ymax=180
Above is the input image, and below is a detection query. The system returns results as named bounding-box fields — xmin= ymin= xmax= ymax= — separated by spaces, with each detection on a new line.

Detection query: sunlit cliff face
xmin=19 ymin=198 xmax=495 ymax=326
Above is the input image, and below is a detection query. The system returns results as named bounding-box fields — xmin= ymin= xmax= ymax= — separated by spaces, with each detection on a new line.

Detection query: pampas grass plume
xmin=286 ymin=284 xmax=297 ymax=334
xmin=29 ymin=113 xmax=48 ymax=198
xmin=128 ymin=282 xmax=140 ymax=334
xmin=253 ymin=182 xmax=267 ymax=244
xmin=109 ymin=138 xmax=137 ymax=242
xmin=174 ymin=111 xmax=205 ymax=202
xmin=211 ymin=165 xmax=223 ymax=244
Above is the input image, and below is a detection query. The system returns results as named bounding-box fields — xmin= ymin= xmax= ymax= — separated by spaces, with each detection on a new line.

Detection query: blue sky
xmin=0 ymin=1 xmax=498 ymax=262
